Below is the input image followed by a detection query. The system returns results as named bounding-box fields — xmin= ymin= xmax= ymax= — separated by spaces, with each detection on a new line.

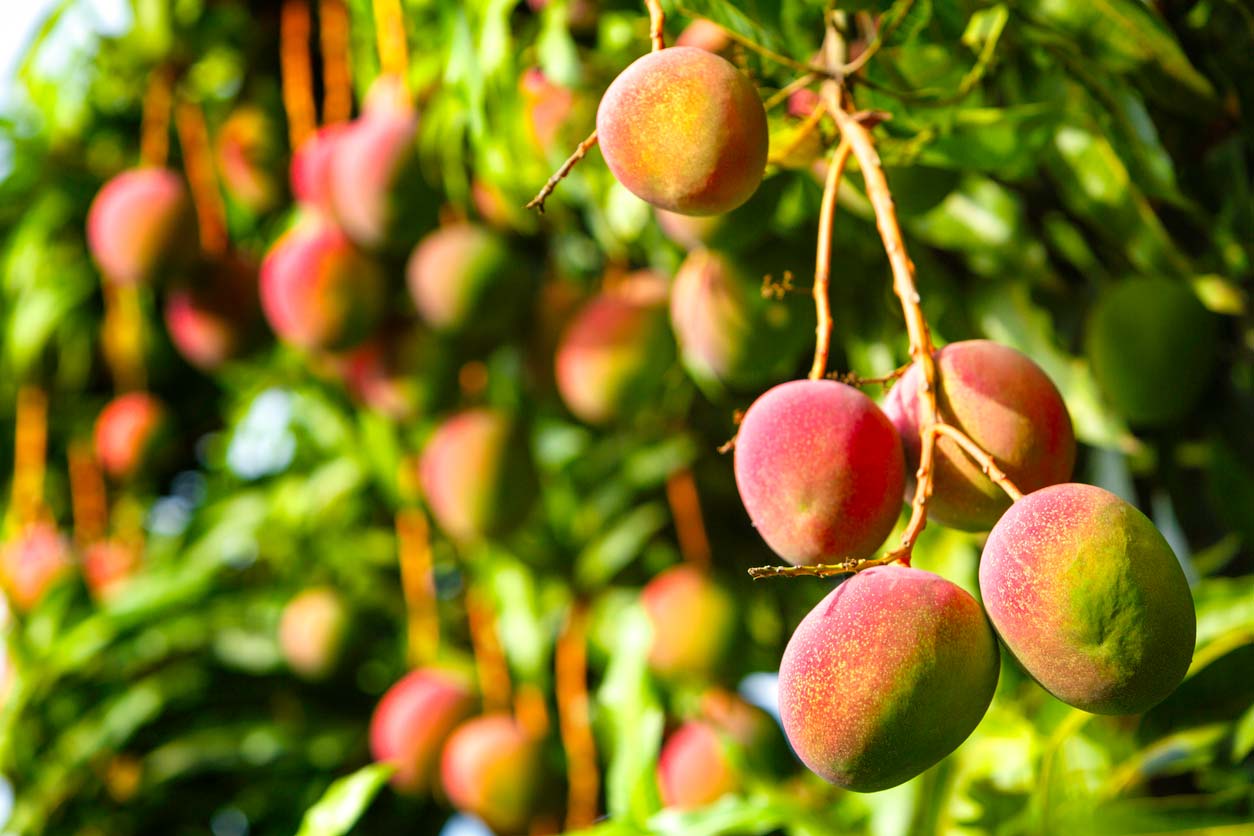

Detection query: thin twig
xmin=665 ymin=468 xmax=712 ymax=569
xmin=466 ymin=586 xmax=512 ymax=714
xmin=808 ymin=135 xmax=851 ymax=380
xmin=556 ymin=603 xmax=599 ymax=830
xmin=396 ymin=508 xmax=440 ymax=667
xmin=280 ymin=0 xmax=316 ymax=149
xmin=174 ymin=100 xmax=228 ymax=255
xmin=318 ymin=0 xmax=353 ymax=124
xmin=372 ymin=0 xmax=409 ymax=82
xmin=829 ymin=362 xmax=911 ymax=387
xmin=644 ymin=0 xmax=665 ymax=52
xmin=702 ymin=23 xmax=826 ymax=76
xmin=762 ymin=72 xmax=818 ymax=111
xmin=932 ymin=423 xmax=1024 ymax=501
xmin=826 ymin=77 xmax=940 ymax=564
xmin=525 ymin=130 xmax=598 ymax=213
xmin=139 ymin=65 xmax=173 ymax=168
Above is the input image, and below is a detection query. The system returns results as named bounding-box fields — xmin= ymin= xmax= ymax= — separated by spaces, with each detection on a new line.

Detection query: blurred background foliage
xmin=0 ymin=0 xmax=1251 ymax=834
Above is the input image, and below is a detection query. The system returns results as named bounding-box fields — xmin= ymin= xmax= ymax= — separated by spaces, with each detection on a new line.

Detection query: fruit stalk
xmin=372 ymin=0 xmax=410 ymax=82
xmin=556 ymin=603 xmax=598 ymax=830
xmin=396 ymin=508 xmax=440 ymax=666
xmin=748 ymin=21 xmax=1024 ymax=580
xmin=466 ymin=586 xmax=512 ymax=713
xmin=280 ymin=0 xmax=316 ymax=149
xmin=808 ymin=137 xmax=851 ymax=380
xmin=645 ymin=0 xmax=666 ymax=52
xmin=68 ymin=441 xmax=108 ymax=547
xmin=8 ymin=386 xmax=48 ymax=530
xmin=932 ymin=423 xmax=1024 ymax=502
xmin=665 ymin=468 xmax=712 ymax=569
xmin=318 ymin=0 xmax=353 ymax=124
xmin=139 ymin=65 xmax=173 ymax=167
xmin=174 ymin=100 xmax=228 ymax=255
xmin=524 ymin=129 xmax=599 ymax=213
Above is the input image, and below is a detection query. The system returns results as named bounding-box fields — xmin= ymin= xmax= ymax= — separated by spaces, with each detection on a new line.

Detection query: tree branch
xmin=525 ymin=130 xmax=598 ymax=213
xmin=808 ymin=136 xmax=851 ymax=380
xmin=932 ymin=423 xmax=1024 ymax=501
xmin=645 ymin=0 xmax=665 ymax=52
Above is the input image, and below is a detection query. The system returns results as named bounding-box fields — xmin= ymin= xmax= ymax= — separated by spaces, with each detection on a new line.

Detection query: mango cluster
xmin=734 ymin=342 xmax=1196 ymax=792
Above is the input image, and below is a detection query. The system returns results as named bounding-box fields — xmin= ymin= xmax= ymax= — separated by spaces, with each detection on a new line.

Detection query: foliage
xmin=0 ymin=0 xmax=1250 ymax=834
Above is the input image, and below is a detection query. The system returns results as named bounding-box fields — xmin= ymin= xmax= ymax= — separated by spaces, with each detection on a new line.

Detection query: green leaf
xmin=597 ymin=602 xmax=664 ymax=823
xmin=1233 ymin=703 xmax=1254 ymax=762
xmin=667 ymin=0 xmax=788 ymax=55
xmin=1026 ymin=0 xmax=1215 ymax=109
xmin=295 ymin=763 xmax=396 ymax=836
xmin=576 ymin=502 xmax=670 ymax=588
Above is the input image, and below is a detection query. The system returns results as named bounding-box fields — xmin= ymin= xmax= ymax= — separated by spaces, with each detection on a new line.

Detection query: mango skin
xmin=554 ymin=277 xmax=675 ymax=425
xmin=259 ymin=216 xmax=386 ymax=352
xmin=329 ymin=109 xmax=437 ymax=251
xmin=734 ymin=380 xmax=906 ymax=566
xmin=596 ymin=47 xmax=768 ymax=216
xmin=369 ymin=668 xmax=475 ymax=795
xmin=1086 ymin=277 xmax=1220 ymax=428
xmin=657 ymin=721 xmax=739 ymax=809
xmin=82 ymin=539 xmax=141 ymax=601
xmin=290 ymin=124 xmax=349 ymax=216
xmin=884 ymin=340 xmax=1076 ymax=531
xmin=406 ymin=223 xmax=534 ymax=339
xmin=418 ymin=409 xmax=536 ymax=543
xmin=778 ymin=565 xmax=1000 ymax=792
xmin=640 ymin=565 xmax=735 ymax=680
xmin=164 ymin=254 xmax=262 ymax=371
xmin=670 ymin=248 xmax=804 ymax=392
xmin=278 ymin=587 xmax=348 ymax=680
xmin=1 ymin=522 xmax=73 ymax=611
xmin=979 ymin=483 xmax=1196 ymax=715
xmin=440 ymin=714 xmax=543 ymax=836
xmin=331 ymin=326 xmax=437 ymax=421
xmin=94 ymin=392 xmax=173 ymax=481
xmin=87 ymin=168 xmax=194 ymax=287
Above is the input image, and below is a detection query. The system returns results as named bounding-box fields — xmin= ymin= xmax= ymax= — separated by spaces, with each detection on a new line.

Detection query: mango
xmin=734 ymin=380 xmax=905 ymax=565
xmin=259 ymin=215 xmax=386 ymax=352
xmin=406 ymin=223 xmax=535 ymax=339
xmin=163 ymin=254 xmax=262 ymax=371
xmin=778 ymin=565 xmax=999 ymax=791
xmin=641 ymin=565 xmax=735 ymax=680
xmin=979 ymin=483 xmax=1195 ymax=715
xmin=657 ymin=721 xmax=739 ymax=809
xmin=331 ymin=325 xmax=436 ymax=421
xmin=290 ymin=124 xmax=348 ymax=216
xmin=329 ymin=108 xmax=437 ymax=251
xmin=94 ymin=392 xmax=173 ymax=481
xmin=554 ymin=275 xmax=674 ymax=425
xmin=596 ymin=47 xmax=768 ymax=216
xmin=440 ymin=714 xmax=544 ymax=835
xmin=369 ymin=668 xmax=475 ymax=795
xmin=1086 ymin=277 xmax=1220 ymax=427
xmin=87 ymin=167 xmax=194 ymax=286
xmin=0 ymin=522 xmax=72 ymax=611
xmin=278 ymin=587 xmax=348 ymax=680
xmin=82 ymin=540 xmax=141 ymax=601
xmin=670 ymin=248 xmax=805 ymax=392
xmin=884 ymin=340 xmax=1075 ymax=531
xmin=418 ymin=409 xmax=536 ymax=543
